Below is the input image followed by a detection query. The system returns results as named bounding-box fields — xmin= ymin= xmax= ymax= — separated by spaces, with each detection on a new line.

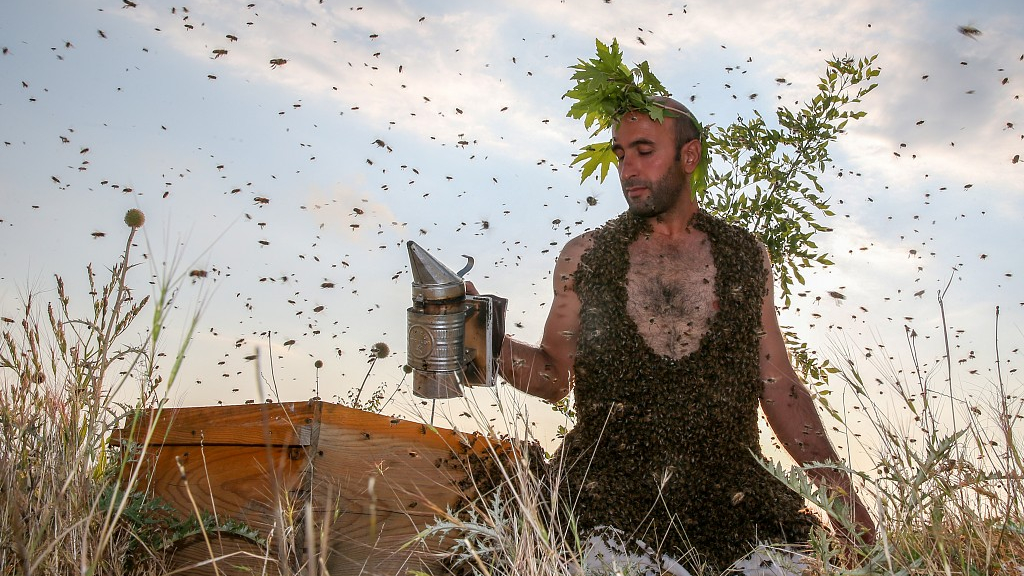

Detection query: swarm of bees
xmin=550 ymin=211 xmax=816 ymax=572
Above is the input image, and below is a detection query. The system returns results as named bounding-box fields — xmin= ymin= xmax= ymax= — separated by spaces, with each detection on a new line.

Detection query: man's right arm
xmin=496 ymin=234 xmax=590 ymax=403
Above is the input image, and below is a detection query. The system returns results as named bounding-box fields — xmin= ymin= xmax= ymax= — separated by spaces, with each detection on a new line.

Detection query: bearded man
xmin=475 ymin=97 xmax=874 ymax=573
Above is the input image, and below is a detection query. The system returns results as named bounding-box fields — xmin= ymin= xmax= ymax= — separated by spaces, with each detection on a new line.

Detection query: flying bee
xmin=269 ymin=58 xmax=288 ymax=69
xmin=211 ymin=49 xmax=228 ymax=59
xmin=957 ymin=25 xmax=982 ymax=39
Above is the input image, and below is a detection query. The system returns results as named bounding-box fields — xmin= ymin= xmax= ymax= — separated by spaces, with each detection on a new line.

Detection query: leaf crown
xmin=563 ymin=38 xmax=709 ymax=194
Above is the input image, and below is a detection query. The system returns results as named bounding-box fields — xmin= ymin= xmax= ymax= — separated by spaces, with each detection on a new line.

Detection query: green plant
xmin=762 ymin=295 xmax=1024 ymax=575
xmin=0 ymin=209 xmax=214 ymax=575
xmin=563 ymin=40 xmax=879 ymax=305
xmin=344 ymin=341 xmax=393 ymax=412
xmin=701 ymin=55 xmax=880 ymax=304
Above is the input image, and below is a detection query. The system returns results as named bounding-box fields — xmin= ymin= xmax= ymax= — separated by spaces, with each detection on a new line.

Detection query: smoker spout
xmin=407 ymin=241 xmax=473 ymax=301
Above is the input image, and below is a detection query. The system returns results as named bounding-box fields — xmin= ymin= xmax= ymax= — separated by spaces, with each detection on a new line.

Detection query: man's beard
xmin=622 ymin=164 xmax=688 ymax=218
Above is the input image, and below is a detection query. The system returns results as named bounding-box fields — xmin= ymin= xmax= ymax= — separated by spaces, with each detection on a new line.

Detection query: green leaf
xmin=563 ymin=38 xmax=671 ymax=182
xmin=570 ymin=141 xmax=617 ymax=183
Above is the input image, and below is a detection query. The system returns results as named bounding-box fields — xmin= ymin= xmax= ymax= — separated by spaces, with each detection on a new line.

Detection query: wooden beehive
xmin=119 ymin=400 xmax=512 ymax=575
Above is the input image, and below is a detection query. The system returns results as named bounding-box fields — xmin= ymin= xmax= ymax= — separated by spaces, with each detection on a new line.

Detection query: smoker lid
xmin=407 ymin=241 xmax=467 ymax=302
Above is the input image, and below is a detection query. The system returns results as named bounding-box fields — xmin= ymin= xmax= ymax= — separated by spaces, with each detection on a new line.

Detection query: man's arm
xmin=756 ymin=247 xmax=877 ymax=546
xmin=493 ymin=234 xmax=590 ymax=403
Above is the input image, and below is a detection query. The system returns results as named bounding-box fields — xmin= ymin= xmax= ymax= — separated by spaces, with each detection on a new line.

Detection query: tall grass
xmin=0 ymin=210 xmax=205 ymax=575
xmin=416 ymin=304 xmax=1023 ymax=575
xmin=806 ymin=304 xmax=1024 ymax=575
xmin=4 ymin=212 xmax=1021 ymax=575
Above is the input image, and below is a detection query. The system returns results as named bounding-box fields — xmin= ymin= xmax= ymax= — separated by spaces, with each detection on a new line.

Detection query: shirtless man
xmin=479 ymin=97 xmax=876 ymax=571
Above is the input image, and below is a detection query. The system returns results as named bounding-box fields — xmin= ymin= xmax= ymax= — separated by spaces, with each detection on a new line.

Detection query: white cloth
xmin=582 ymin=526 xmax=814 ymax=576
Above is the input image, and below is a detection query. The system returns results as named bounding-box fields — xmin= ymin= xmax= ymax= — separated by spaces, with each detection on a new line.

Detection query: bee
xmin=211 ymin=49 xmax=228 ymax=59
xmin=957 ymin=25 xmax=982 ymax=39
xmin=269 ymin=58 xmax=288 ymax=69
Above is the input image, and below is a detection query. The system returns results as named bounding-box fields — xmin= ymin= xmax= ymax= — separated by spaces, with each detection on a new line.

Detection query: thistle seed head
xmin=124 ymin=208 xmax=145 ymax=229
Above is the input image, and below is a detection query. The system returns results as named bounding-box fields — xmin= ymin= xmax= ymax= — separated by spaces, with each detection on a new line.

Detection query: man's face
xmin=611 ymin=114 xmax=689 ymax=218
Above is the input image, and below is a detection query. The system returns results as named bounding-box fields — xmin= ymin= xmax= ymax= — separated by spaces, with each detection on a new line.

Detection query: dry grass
xmin=416 ymin=308 xmax=1023 ymax=575
xmin=3 ymin=215 xmax=1021 ymax=575
xmin=1 ymin=217 xmax=167 ymax=575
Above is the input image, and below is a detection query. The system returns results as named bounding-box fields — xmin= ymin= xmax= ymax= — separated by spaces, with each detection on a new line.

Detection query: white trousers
xmin=582 ymin=526 xmax=814 ymax=576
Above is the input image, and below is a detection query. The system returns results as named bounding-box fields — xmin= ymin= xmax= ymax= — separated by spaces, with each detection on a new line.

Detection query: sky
xmin=1 ymin=0 xmax=1022 ymax=454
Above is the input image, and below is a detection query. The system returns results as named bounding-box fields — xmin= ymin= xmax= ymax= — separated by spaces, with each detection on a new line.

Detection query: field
xmin=2 ymin=214 xmax=1022 ymax=575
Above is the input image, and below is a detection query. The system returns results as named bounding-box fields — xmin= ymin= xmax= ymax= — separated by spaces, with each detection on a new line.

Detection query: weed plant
xmin=0 ymin=210 xmax=211 ymax=575
xmin=796 ymin=303 xmax=1024 ymax=575
xmin=3 ymin=211 xmax=1020 ymax=575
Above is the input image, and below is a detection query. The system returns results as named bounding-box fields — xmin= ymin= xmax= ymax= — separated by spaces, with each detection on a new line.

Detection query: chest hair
xmin=625 ymin=232 xmax=718 ymax=360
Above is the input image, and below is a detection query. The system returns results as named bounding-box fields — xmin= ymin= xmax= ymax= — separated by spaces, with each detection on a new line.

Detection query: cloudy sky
xmin=1 ymin=0 xmax=1021 ymax=451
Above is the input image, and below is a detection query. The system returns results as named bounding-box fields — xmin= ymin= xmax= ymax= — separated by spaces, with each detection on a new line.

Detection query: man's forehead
xmin=612 ymin=113 xmax=673 ymax=141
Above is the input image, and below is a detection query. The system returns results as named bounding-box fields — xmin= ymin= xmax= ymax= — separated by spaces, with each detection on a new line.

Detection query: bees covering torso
xmin=552 ymin=210 xmax=816 ymax=571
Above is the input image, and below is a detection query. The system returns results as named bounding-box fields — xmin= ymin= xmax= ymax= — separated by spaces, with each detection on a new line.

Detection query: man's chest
xmin=624 ymin=236 xmax=719 ymax=360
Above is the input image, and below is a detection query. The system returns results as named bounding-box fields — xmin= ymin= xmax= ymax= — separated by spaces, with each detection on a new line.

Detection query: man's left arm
xmin=756 ymin=247 xmax=877 ymax=547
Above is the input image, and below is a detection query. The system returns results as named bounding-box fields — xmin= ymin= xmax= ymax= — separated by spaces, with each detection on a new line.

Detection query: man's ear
xmin=681 ymin=138 xmax=702 ymax=172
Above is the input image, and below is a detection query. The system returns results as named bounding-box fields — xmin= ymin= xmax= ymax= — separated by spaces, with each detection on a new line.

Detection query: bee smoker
xmin=406 ymin=241 xmax=498 ymax=399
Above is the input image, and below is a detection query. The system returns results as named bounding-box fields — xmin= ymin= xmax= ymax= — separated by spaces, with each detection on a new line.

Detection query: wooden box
xmin=118 ymin=401 xmax=512 ymax=575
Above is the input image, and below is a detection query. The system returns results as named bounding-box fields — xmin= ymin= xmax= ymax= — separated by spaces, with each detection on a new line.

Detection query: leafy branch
xmin=563 ymin=39 xmax=670 ymax=183
xmin=701 ymin=55 xmax=880 ymax=304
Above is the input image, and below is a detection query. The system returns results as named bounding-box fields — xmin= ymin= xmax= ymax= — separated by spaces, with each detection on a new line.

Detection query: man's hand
xmin=464 ymin=281 xmax=507 ymax=370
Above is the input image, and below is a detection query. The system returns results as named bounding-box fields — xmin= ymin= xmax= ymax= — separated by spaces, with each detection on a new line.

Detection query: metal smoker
xmin=406 ymin=241 xmax=498 ymax=399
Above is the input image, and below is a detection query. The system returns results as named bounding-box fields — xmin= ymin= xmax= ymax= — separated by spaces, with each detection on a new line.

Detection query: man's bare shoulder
xmin=550 ymin=231 xmax=596 ymax=294
xmin=559 ymin=230 xmax=597 ymax=264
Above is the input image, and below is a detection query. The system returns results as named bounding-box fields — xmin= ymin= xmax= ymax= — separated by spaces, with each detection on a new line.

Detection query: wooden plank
xmin=119 ymin=402 xmax=518 ymax=575
xmin=121 ymin=402 xmax=317 ymax=447
xmin=136 ymin=444 xmax=309 ymax=533
xmin=166 ymin=533 xmax=283 ymax=576
xmin=311 ymin=403 xmax=509 ymax=576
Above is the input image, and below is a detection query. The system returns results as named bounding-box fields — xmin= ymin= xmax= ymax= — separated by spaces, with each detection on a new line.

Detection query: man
xmin=482 ymin=97 xmax=875 ymax=572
